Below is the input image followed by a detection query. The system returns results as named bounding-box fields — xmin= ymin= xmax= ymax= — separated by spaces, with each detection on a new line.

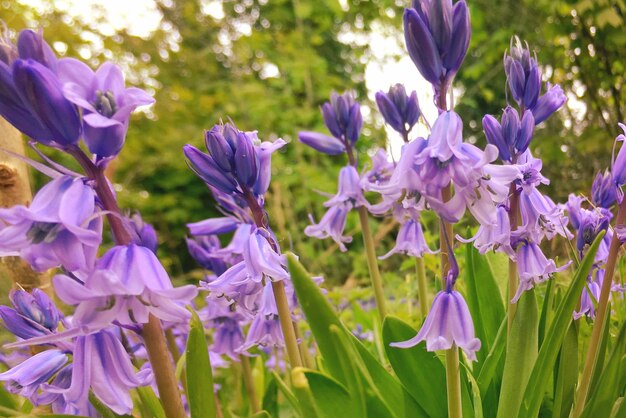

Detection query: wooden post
xmin=0 ymin=117 xmax=46 ymax=291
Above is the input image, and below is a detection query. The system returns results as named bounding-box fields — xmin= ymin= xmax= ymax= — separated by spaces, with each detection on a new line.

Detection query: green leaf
xmin=580 ymin=321 xmax=626 ymax=418
xmin=516 ymin=231 xmax=604 ymax=418
xmin=465 ymin=243 xmax=506 ymax=367
xmin=382 ymin=316 xmax=445 ymax=418
xmin=477 ymin=317 xmax=507 ymax=395
xmin=551 ymin=323 xmax=578 ymax=418
xmin=136 ymin=385 xmax=166 ymax=418
xmin=292 ymin=368 xmax=323 ymax=418
xmin=497 ymin=288 xmax=538 ymax=418
xmin=262 ymin=375 xmax=279 ymax=418
xmin=287 ymin=253 xmax=422 ymax=418
xmin=186 ymin=309 xmax=216 ymax=418
xmin=89 ymin=393 xmax=133 ymax=418
xmin=271 ymin=371 xmax=300 ymax=413
xmin=251 ymin=411 xmax=272 ymax=418
xmin=304 ymin=370 xmax=359 ymax=418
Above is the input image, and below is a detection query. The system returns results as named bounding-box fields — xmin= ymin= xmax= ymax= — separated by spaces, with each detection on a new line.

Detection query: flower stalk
xmin=507 ymin=182 xmax=520 ymax=336
xmin=69 ymin=147 xmax=186 ymax=418
xmin=572 ymin=197 xmax=626 ymax=417
xmin=240 ymin=355 xmax=260 ymax=413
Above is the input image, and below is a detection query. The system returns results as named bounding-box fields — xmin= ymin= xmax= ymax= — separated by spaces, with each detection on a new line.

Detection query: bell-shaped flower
xmin=390 ymin=289 xmax=481 ymax=360
xmin=459 ymin=205 xmax=515 ymax=257
xmin=0 ymin=349 xmax=68 ymax=399
xmin=186 ymin=235 xmax=229 ymax=276
xmin=305 ymin=201 xmax=353 ymax=251
xmin=62 ymin=329 xmax=148 ymax=415
xmin=59 ymin=59 xmax=154 ymax=158
xmin=0 ymin=175 xmax=102 ymax=272
xmin=128 ymin=212 xmax=158 ymax=253
xmin=375 ymin=84 xmax=421 ymax=136
xmin=380 ymin=217 xmax=436 ymax=259
xmin=242 ymin=228 xmax=290 ymax=283
xmin=574 ymin=271 xmax=602 ymax=320
xmin=53 ymin=244 xmax=197 ymax=329
xmin=611 ymin=123 xmax=626 ymax=190
xmin=0 ymin=289 xmax=62 ymax=340
xmin=512 ymin=235 xmax=570 ymax=302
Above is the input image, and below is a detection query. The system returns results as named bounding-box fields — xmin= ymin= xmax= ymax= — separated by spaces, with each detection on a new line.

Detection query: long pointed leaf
xmin=516 ymin=231 xmax=604 ymax=418
xmin=186 ymin=310 xmax=216 ymax=418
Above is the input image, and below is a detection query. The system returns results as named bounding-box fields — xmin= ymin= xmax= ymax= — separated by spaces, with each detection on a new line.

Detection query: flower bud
xmin=205 ymin=127 xmax=235 ymax=172
xmin=184 ymin=144 xmax=238 ymax=194
xmin=16 ymin=29 xmax=57 ymax=71
xmin=298 ymin=131 xmax=346 ymax=155
xmin=591 ymin=170 xmax=617 ymax=209
xmin=234 ymin=132 xmax=258 ymax=188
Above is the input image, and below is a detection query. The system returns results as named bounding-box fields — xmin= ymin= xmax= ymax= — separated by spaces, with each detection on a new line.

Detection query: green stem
xmin=357 ymin=205 xmax=387 ymax=319
xmin=69 ymin=147 xmax=185 ymax=418
xmin=572 ymin=198 xmax=626 ymax=417
xmin=445 ymin=348 xmax=463 ymax=418
xmin=508 ymin=183 xmax=520 ymax=337
xmin=415 ymin=257 xmax=429 ymax=318
xmin=241 ymin=355 xmax=260 ymax=413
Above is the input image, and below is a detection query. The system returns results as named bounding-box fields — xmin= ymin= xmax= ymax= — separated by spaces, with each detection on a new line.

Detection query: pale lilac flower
xmin=59 ymin=59 xmax=154 ymax=158
xmin=0 ymin=175 xmax=101 ymax=272
xmin=53 ymin=244 xmax=197 ymax=329
xmin=380 ymin=217 xmax=436 ymax=259
xmin=574 ymin=271 xmax=602 ymax=320
xmin=458 ymin=205 xmax=515 ymax=257
xmin=391 ymin=290 xmax=481 ymax=361
xmin=0 ymin=349 xmax=68 ymax=399
xmin=305 ymin=202 xmax=353 ymax=251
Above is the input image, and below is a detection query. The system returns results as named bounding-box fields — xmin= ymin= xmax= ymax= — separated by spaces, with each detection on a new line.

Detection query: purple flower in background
xmin=59 ymin=59 xmax=154 ymax=158
xmin=591 ymin=170 xmax=617 ymax=209
xmin=375 ymin=84 xmax=421 ymax=136
xmin=504 ymin=37 xmax=541 ymax=109
xmin=459 ymin=204 xmax=515 ymax=257
xmin=128 ymin=212 xmax=158 ymax=253
xmin=403 ymin=0 xmax=470 ymax=89
xmin=612 ymin=124 xmax=626 ymax=191
xmin=380 ymin=217 xmax=436 ymax=259
xmin=0 ymin=175 xmax=101 ymax=272
xmin=186 ymin=235 xmax=229 ymax=275
xmin=53 ymin=244 xmax=197 ymax=329
xmin=305 ymin=202 xmax=353 ymax=251
xmin=574 ymin=271 xmax=602 ymax=320
xmin=391 ymin=290 xmax=481 ymax=360
xmin=298 ymin=131 xmax=346 ymax=155
xmin=8 ymin=288 xmax=61 ymax=332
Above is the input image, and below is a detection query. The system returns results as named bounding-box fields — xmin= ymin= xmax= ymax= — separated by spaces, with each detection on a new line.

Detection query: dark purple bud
xmin=206 ymin=127 xmax=235 ymax=172
xmin=442 ymin=0 xmax=470 ymax=73
xmin=612 ymin=124 xmax=626 ymax=187
xmin=222 ymin=123 xmax=239 ymax=149
xmin=515 ymin=110 xmax=535 ymax=154
xmin=12 ymin=59 xmax=81 ymax=146
xmin=482 ymin=114 xmax=510 ymax=161
xmin=345 ymin=103 xmax=363 ymax=144
xmin=16 ymin=30 xmax=57 ymax=71
xmin=186 ymin=236 xmax=228 ymax=274
xmin=406 ymin=91 xmax=421 ymax=127
xmin=507 ymin=60 xmax=525 ymax=103
xmin=0 ymin=62 xmax=53 ymax=142
xmin=531 ymin=84 xmax=566 ymax=124
xmin=299 ymin=131 xmax=346 ymax=155
xmin=184 ymin=144 xmax=238 ymax=194
xmin=523 ymin=65 xmax=541 ymax=109
xmin=376 ymin=91 xmax=404 ymax=133
xmin=234 ymin=132 xmax=258 ymax=188
xmin=0 ymin=306 xmax=48 ymax=339
xmin=501 ymin=106 xmax=520 ymax=147
xmin=322 ymin=102 xmax=342 ymax=138
xmin=428 ymin=0 xmax=453 ymax=53
xmin=331 ymin=92 xmax=350 ymax=129
xmin=129 ymin=213 xmax=158 ymax=253
xmin=592 ymin=170 xmax=617 ymax=209
xmin=10 ymin=289 xmax=60 ymax=331
xmin=404 ymin=8 xmax=444 ymax=85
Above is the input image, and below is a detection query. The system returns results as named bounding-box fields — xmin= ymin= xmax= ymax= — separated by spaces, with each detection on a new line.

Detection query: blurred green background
xmin=2 ymin=0 xmax=624 ymax=286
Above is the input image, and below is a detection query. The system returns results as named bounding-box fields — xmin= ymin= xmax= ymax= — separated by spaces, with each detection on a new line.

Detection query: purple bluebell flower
xmin=0 ymin=349 xmax=68 ymax=398
xmin=184 ymin=144 xmax=239 ymax=194
xmin=62 ymin=329 xmax=147 ymax=415
xmin=380 ymin=217 xmax=436 ymax=259
xmin=305 ymin=201 xmax=353 ymax=252
xmin=390 ymin=289 xmax=480 ymax=360
xmin=504 ymin=37 xmax=541 ymax=109
xmin=186 ymin=236 xmax=228 ymax=275
xmin=298 ymin=131 xmax=346 ymax=155
xmin=129 ymin=212 xmax=158 ymax=253
xmin=458 ymin=205 xmax=515 ymax=257
xmin=242 ymin=228 xmax=289 ymax=282
xmin=188 ymin=216 xmax=240 ymax=236
xmin=574 ymin=271 xmax=602 ymax=320
xmin=322 ymin=91 xmax=363 ymax=145
xmin=482 ymin=106 xmax=535 ymax=162
xmin=11 ymin=59 xmax=82 ymax=146
xmin=512 ymin=236 xmax=570 ymax=302
xmin=9 ymin=288 xmax=61 ymax=332
xmin=611 ymin=124 xmax=626 ymax=190
xmin=16 ymin=30 xmax=57 ymax=70
xmin=0 ymin=175 xmax=102 ymax=272
xmin=403 ymin=0 xmax=470 ymax=89
xmin=375 ymin=84 xmax=421 ymax=136
xmin=361 ymin=149 xmax=395 ymax=190
xmin=53 ymin=244 xmax=197 ymax=329
xmin=531 ymin=84 xmax=566 ymax=125
xmin=58 ymin=59 xmax=154 ymax=158
xmin=591 ymin=170 xmax=617 ymax=209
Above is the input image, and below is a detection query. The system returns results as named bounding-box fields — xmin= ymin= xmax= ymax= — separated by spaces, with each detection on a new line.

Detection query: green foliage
xmin=186 ymin=310 xmax=216 ymax=418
